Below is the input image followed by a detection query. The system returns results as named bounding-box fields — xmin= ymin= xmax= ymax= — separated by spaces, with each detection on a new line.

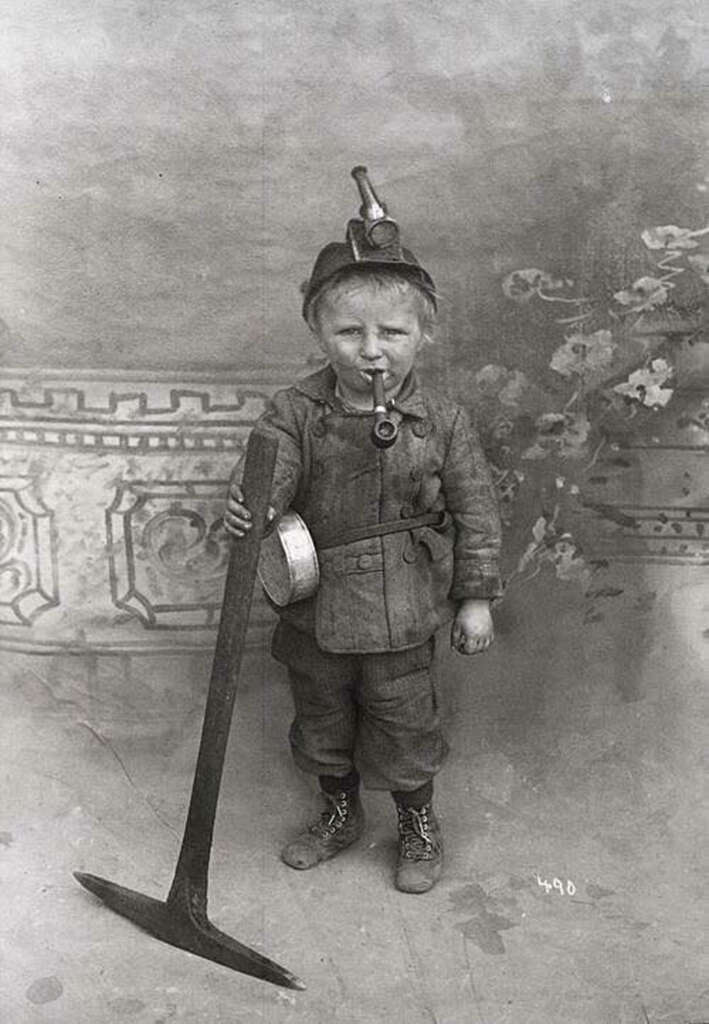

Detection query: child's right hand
xmin=223 ymin=482 xmax=276 ymax=539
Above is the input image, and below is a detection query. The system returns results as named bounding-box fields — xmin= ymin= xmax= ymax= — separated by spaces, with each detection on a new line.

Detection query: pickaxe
xmin=75 ymin=430 xmax=305 ymax=991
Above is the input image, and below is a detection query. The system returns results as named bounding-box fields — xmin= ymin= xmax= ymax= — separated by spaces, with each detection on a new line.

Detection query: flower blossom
xmin=523 ymin=411 xmax=591 ymax=460
xmin=613 ymin=276 xmax=669 ymax=312
xmin=613 ymin=359 xmax=674 ymax=408
xmin=641 ymin=225 xmax=699 ymax=251
xmin=502 ymin=268 xmax=566 ymax=302
xmin=550 ymin=329 xmax=616 ymax=382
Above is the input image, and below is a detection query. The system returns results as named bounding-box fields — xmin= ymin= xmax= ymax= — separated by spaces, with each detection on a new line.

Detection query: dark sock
xmin=392 ymin=780 xmax=433 ymax=809
xmin=319 ymin=769 xmax=360 ymax=796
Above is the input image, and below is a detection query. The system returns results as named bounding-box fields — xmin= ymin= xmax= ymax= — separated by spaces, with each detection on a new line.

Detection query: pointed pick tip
xmin=73 ymin=870 xmax=116 ymax=893
xmin=73 ymin=870 xmax=100 ymax=890
xmin=273 ymin=965 xmax=306 ymax=991
xmin=73 ymin=870 xmax=120 ymax=904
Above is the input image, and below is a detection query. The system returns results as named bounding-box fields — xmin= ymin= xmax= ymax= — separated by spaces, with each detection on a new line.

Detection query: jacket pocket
xmin=415 ymin=524 xmax=453 ymax=563
xmin=314 ymin=543 xmax=389 ymax=651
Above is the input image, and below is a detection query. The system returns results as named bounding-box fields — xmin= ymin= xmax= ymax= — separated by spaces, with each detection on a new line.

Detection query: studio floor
xmin=1 ymin=571 xmax=706 ymax=1024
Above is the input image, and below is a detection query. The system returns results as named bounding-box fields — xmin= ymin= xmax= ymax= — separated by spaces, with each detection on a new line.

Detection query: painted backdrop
xmin=0 ymin=4 xmax=707 ymax=1020
xmin=0 ymin=0 xmax=706 ymax=652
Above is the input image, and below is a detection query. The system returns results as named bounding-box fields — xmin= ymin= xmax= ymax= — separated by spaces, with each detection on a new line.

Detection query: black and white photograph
xmin=1 ymin=2 xmax=707 ymax=1021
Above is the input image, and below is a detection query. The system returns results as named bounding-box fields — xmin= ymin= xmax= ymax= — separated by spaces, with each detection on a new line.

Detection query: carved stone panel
xmin=106 ymin=481 xmax=232 ymax=628
xmin=0 ymin=476 xmax=58 ymax=626
xmin=0 ymin=367 xmax=300 ymax=655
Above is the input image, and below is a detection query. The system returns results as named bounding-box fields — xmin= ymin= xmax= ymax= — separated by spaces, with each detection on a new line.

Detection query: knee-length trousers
xmin=271 ymin=622 xmax=449 ymax=792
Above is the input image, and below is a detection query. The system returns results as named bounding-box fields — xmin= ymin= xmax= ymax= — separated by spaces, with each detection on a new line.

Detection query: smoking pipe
xmin=370 ymin=369 xmax=398 ymax=449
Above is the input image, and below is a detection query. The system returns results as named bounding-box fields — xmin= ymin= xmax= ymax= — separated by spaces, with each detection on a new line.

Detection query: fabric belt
xmin=315 ymin=510 xmax=450 ymax=551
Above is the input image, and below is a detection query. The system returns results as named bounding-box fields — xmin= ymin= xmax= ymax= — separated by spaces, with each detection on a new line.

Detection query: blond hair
xmin=306 ymin=267 xmax=436 ymax=341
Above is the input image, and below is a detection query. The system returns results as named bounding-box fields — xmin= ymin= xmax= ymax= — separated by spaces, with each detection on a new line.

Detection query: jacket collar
xmin=294 ymin=364 xmax=428 ymax=418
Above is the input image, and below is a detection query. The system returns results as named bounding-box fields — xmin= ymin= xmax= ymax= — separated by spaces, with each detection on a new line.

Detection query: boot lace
xmin=309 ymin=792 xmax=351 ymax=839
xmin=397 ymin=805 xmax=437 ymax=861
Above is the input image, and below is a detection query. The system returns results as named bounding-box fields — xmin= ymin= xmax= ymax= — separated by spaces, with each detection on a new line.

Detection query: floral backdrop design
xmin=452 ymin=217 xmax=707 ymax=603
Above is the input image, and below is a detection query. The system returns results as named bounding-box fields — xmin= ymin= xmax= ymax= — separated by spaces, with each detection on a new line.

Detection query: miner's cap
xmin=302 ymin=242 xmax=437 ymax=322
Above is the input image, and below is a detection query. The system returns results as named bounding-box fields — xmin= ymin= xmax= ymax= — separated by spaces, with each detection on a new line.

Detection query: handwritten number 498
xmin=536 ymin=874 xmax=576 ymax=896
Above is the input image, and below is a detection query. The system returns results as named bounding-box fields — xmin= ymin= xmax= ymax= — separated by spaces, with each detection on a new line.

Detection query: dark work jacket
xmin=252 ymin=365 xmax=502 ymax=653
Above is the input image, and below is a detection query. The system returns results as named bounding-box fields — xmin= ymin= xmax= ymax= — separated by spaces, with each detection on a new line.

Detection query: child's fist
xmin=451 ymin=599 xmax=494 ymax=656
xmin=223 ymin=482 xmax=275 ymax=539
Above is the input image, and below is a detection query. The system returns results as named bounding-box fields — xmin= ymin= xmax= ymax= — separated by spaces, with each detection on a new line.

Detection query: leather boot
xmin=395 ymin=803 xmax=443 ymax=894
xmin=281 ymin=789 xmax=365 ymax=870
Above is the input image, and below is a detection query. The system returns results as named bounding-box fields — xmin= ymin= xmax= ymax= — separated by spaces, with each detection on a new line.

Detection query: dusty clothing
xmin=249 ymin=364 xmax=501 ymax=792
xmin=254 ymin=365 xmax=502 ymax=654
xmin=272 ymin=621 xmax=447 ymax=791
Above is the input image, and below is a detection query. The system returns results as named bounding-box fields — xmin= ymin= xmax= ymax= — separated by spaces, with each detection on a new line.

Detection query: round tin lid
xmin=257 ymin=511 xmax=320 ymax=607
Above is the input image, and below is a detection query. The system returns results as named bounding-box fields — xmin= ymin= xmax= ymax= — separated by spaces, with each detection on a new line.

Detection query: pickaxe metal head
xmin=74 ymin=872 xmax=306 ymax=991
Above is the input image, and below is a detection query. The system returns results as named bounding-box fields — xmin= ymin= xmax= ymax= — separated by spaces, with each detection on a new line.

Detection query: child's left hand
xmin=451 ymin=599 xmax=494 ymax=655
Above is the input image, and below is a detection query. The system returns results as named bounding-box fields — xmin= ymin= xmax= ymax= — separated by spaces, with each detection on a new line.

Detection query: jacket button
xmin=312 ymin=420 xmax=326 ymax=438
xmin=400 ymin=504 xmax=415 ymax=518
xmin=412 ymin=421 xmax=428 ymax=438
xmin=403 ymin=542 xmax=418 ymax=564
xmin=357 ymin=554 xmax=373 ymax=569
xmin=409 ymin=467 xmax=422 ymax=482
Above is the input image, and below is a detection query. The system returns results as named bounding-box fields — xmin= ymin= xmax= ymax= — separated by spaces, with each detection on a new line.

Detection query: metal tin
xmin=257 ymin=511 xmax=320 ymax=607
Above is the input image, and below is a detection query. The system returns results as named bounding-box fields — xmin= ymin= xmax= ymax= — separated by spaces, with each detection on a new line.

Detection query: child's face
xmin=314 ymin=283 xmax=426 ymax=401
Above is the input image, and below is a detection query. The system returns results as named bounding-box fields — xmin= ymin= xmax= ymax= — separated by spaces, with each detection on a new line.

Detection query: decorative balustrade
xmin=0 ymin=362 xmax=705 ymax=656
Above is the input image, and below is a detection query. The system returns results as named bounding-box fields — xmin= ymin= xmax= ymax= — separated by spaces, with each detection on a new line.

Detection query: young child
xmin=224 ymin=171 xmax=502 ymax=894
